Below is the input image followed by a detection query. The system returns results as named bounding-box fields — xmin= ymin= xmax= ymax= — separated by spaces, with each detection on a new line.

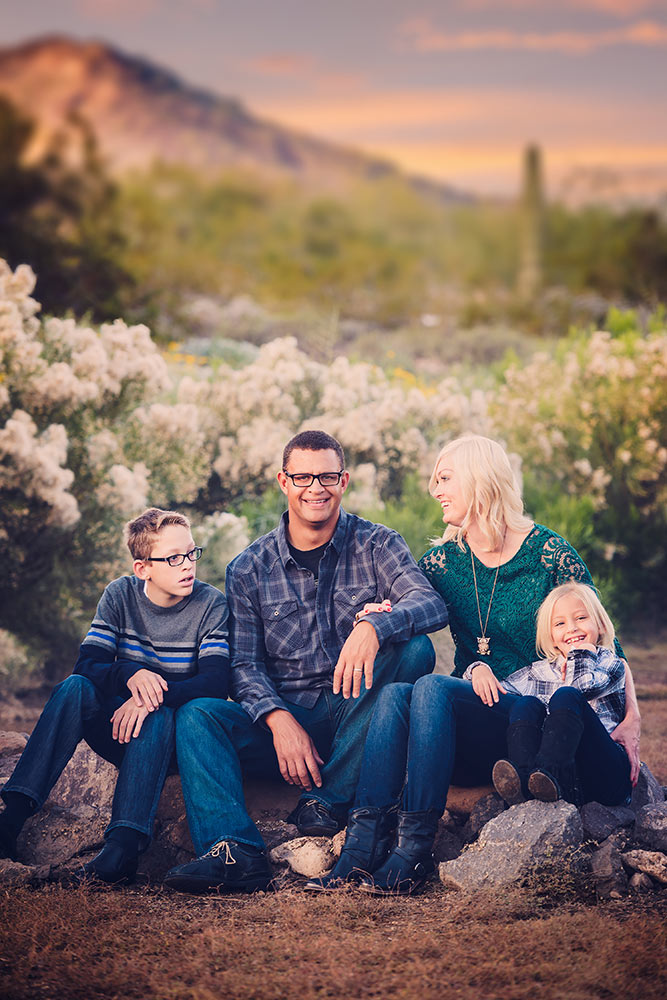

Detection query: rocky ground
xmin=0 ymin=633 xmax=665 ymax=1000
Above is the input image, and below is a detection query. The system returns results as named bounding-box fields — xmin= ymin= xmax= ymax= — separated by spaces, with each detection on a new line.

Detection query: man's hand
xmin=127 ymin=668 xmax=168 ymax=710
xmin=111 ymin=698 xmax=150 ymax=743
xmin=333 ymin=621 xmax=380 ymax=699
xmin=470 ymin=662 xmax=507 ymax=706
xmin=611 ymin=713 xmax=641 ymax=785
xmin=264 ymin=709 xmax=324 ymax=790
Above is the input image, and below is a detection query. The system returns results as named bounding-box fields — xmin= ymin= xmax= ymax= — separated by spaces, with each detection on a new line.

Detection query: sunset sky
xmin=3 ymin=0 xmax=667 ymax=197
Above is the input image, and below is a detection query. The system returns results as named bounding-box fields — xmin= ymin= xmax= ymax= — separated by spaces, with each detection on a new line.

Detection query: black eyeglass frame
xmin=282 ymin=471 xmax=345 ymax=487
xmin=146 ymin=546 xmax=204 ymax=568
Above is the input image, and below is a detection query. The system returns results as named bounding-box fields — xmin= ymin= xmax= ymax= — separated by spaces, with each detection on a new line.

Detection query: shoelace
xmin=204 ymin=840 xmax=236 ymax=865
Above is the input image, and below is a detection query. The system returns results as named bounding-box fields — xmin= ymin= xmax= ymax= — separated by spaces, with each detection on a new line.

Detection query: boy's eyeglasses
xmin=283 ymin=471 xmax=344 ymax=487
xmin=147 ymin=547 xmax=203 ymax=568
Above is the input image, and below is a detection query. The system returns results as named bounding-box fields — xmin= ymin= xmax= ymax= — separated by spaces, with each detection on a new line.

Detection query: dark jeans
xmin=175 ymin=635 xmax=435 ymax=854
xmin=354 ymin=673 xmax=520 ymax=813
xmin=2 ymin=674 xmax=175 ymax=841
xmin=510 ymin=687 xmax=632 ymax=806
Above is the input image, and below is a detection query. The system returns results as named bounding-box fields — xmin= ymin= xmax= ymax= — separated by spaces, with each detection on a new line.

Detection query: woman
xmin=306 ymin=434 xmax=640 ymax=895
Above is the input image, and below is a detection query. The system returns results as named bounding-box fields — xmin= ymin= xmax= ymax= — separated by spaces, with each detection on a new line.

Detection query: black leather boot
xmin=359 ymin=809 xmax=440 ymax=896
xmin=492 ymin=719 xmax=542 ymax=805
xmin=304 ymin=805 xmax=398 ymax=891
xmin=528 ymin=708 xmax=584 ymax=805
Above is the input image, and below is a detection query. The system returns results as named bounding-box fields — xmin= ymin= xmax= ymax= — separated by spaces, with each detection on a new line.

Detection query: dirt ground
xmin=0 ymin=634 xmax=665 ymax=1000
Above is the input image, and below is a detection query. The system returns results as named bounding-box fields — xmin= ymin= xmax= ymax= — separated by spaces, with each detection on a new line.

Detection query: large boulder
xmin=439 ymin=800 xmax=583 ymax=892
xmin=630 ymin=763 xmax=665 ymax=811
xmin=633 ymin=802 xmax=667 ymax=853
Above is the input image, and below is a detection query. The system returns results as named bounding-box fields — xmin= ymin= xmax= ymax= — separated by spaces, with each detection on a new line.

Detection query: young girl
xmin=468 ymin=582 xmax=632 ymax=807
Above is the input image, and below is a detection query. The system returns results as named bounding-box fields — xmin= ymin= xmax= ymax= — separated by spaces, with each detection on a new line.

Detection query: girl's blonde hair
xmin=535 ymin=582 xmax=616 ymax=661
xmin=429 ymin=434 xmax=533 ymax=550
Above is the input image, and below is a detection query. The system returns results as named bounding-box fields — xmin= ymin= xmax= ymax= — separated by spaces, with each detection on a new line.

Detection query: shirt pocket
xmin=333 ymin=585 xmax=378 ymax=636
xmin=262 ymin=599 xmax=306 ymax=656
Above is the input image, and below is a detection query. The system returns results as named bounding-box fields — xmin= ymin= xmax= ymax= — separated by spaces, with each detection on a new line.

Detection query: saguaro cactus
xmin=517 ymin=144 xmax=544 ymax=300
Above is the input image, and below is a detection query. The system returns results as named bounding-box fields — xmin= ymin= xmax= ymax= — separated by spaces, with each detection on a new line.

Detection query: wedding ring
xmin=353 ymin=668 xmax=363 ymax=673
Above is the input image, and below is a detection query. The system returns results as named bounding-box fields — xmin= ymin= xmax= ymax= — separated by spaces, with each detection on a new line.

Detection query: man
xmin=165 ymin=430 xmax=448 ymax=893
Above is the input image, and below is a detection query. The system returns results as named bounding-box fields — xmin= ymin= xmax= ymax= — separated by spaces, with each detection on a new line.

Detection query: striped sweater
xmin=74 ymin=575 xmax=229 ymax=707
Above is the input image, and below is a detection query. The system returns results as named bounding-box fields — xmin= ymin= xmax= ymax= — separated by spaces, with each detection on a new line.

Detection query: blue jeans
xmin=510 ymin=687 xmax=632 ymax=806
xmin=1 ymin=674 xmax=175 ymax=841
xmin=175 ymin=635 xmax=435 ymax=854
xmin=354 ymin=674 xmax=520 ymax=813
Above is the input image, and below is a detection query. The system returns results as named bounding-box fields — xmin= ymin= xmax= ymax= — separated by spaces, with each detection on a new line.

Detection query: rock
xmin=630 ymin=763 xmax=665 ymax=811
xmin=433 ymin=825 xmax=464 ymax=863
xmin=445 ymin=785 xmax=494 ymax=817
xmin=0 ymin=732 xmax=28 ymax=757
xmin=332 ymin=829 xmax=346 ymax=858
xmin=590 ymin=833 xmax=629 ymax=900
xmin=621 ymin=849 xmax=667 ymax=885
xmin=634 ymin=802 xmax=667 ymax=853
xmin=629 ymin=872 xmax=654 ymax=893
xmin=580 ymin=801 xmax=635 ymax=842
xmin=270 ymin=836 xmax=335 ymax=877
xmin=461 ymin=792 xmax=506 ymax=842
xmin=18 ymin=743 xmax=118 ymax=867
xmin=439 ymin=800 xmax=583 ymax=892
xmin=0 ymin=858 xmax=40 ymax=887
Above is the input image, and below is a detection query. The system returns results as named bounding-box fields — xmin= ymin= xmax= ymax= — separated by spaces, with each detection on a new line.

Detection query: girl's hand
xmin=471 ymin=662 xmax=507 ymax=706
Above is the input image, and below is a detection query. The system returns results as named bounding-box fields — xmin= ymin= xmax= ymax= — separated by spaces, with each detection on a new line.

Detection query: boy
xmin=0 ymin=508 xmax=229 ymax=884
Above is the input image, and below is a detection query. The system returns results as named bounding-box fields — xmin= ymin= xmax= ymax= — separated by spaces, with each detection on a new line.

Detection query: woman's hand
xmin=471 ymin=662 xmax=507 ymax=706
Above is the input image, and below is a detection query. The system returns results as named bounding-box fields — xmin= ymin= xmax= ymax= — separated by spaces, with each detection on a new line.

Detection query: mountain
xmin=0 ymin=35 xmax=468 ymax=201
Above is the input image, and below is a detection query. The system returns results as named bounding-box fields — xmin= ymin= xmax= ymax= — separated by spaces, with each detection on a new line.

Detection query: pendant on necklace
xmin=477 ymin=636 xmax=491 ymax=656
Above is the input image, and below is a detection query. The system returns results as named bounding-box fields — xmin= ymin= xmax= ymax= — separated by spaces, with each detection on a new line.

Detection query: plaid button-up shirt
xmin=464 ymin=646 xmax=626 ymax=734
xmin=226 ymin=509 xmax=449 ymax=722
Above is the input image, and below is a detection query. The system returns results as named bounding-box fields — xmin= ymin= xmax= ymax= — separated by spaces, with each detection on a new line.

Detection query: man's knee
xmin=175 ymin=698 xmax=243 ymax=740
xmin=374 ymin=681 xmax=413 ymax=718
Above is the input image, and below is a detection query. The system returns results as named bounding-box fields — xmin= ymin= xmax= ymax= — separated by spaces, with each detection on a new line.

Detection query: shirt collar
xmin=276 ymin=507 xmax=349 ymax=566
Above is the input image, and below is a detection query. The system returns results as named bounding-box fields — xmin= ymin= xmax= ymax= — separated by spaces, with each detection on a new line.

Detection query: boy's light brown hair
xmin=535 ymin=581 xmax=616 ymax=662
xmin=124 ymin=507 xmax=191 ymax=561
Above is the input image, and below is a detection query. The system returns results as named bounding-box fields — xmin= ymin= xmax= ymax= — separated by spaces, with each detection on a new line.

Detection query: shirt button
xmin=274 ymin=609 xmax=279 ymax=616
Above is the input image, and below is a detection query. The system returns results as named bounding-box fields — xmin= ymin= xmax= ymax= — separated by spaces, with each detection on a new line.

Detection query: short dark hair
xmin=124 ymin=507 xmax=191 ymax=561
xmin=282 ymin=430 xmax=345 ymax=470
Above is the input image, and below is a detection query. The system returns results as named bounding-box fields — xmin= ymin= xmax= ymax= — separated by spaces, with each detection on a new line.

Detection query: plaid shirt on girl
xmin=464 ymin=646 xmax=626 ymax=734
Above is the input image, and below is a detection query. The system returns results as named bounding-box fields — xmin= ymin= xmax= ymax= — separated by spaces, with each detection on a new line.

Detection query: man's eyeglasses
xmin=283 ymin=471 xmax=344 ymax=487
xmin=147 ymin=547 xmax=203 ymax=568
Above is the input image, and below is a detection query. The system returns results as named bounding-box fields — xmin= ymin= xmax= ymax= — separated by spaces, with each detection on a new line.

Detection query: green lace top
xmin=419 ymin=524 xmax=622 ymax=681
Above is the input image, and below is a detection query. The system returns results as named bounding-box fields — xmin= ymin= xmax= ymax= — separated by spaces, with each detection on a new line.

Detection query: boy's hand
xmin=127 ymin=668 xmax=168 ymax=709
xmin=470 ymin=662 xmax=507 ymax=706
xmin=111 ymin=699 xmax=150 ymax=743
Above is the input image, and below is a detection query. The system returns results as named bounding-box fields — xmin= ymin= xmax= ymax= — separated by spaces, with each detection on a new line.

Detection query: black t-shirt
xmin=287 ymin=540 xmax=329 ymax=581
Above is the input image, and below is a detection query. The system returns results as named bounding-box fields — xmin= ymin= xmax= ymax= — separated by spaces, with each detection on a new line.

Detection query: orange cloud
xmin=244 ymin=53 xmax=317 ymax=78
xmin=254 ymin=86 xmax=667 ymax=195
xmin=399 ymin=17 xmax=667 ymax=53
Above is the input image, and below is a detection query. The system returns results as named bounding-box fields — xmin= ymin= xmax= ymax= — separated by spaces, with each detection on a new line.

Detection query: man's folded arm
xmin=363 ymin=532 xmax=449 ymax=646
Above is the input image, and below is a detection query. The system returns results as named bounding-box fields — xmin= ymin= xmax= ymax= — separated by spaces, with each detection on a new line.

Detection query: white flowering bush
xmin=2 ymin=256 xmax=665 ymax=685
xmin=491 ymin=325 xmax=667 ymax=617
xmin=0 ymin=260 xmax=207 ymax=668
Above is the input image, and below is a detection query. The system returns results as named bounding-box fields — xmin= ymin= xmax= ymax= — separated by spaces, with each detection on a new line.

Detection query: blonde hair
xmin=429 ymin=434 xmax=532 ymax=550
xmin=535 ymin=582 xmax=616 ymax=661
xmin=124 ymin=507 xmax=191 ymax=561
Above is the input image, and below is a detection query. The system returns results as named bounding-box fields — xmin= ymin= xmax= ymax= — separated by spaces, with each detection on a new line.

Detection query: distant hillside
xmin=0 ymin=35 xmax=468 ymax=201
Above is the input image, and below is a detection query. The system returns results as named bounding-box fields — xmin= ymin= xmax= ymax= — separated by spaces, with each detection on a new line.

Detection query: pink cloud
xmin=400 ymin=16 xmax=667 ymax=53
xmin=460 ymin=1 xmax=659 ymax=15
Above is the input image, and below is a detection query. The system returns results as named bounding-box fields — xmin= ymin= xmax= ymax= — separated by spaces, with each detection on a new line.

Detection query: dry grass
xmin=0 ymin=884 xmax=665 ymax=1000
xmin=1 ymin=635 xmax=665 ymax=1000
